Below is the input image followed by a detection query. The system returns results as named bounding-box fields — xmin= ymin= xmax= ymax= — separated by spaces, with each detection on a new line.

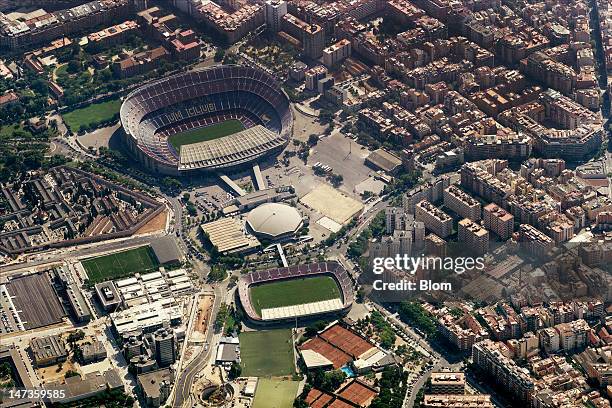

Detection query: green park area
xmin=62 ymin=98 xmax=122 ymax=133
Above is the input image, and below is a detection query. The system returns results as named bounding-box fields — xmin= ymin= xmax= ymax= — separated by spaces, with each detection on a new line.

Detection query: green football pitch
xmin=252 ymin=379 xmax=299 ymax=408
xmin=239 ymin=329 xmax=295 ymax=377
xmin=62 ymin=98 xmax=122 ymax=132
xmin=168 ymin=119 xmax=245 ymax=150
xmin=81 ymin=246 xmax=159 ymax=284
xmin=249 ymin=276 xmax=341 ymax=316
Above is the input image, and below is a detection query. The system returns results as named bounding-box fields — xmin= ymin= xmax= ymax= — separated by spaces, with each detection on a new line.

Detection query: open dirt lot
xmin=194 ymin=294 xmax=214 ymax=336
xmin=300 ymin=184 xmax=364 ymax=225
xmin=136 ymin=209 xmax=168 ymax=234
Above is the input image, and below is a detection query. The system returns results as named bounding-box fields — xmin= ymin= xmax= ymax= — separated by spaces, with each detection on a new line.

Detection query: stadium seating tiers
xmin=120 ymin=65 xmax=293 ymax=175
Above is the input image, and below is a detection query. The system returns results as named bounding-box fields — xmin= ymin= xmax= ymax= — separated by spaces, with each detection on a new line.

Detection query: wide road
xmin=173 ymin=283 xmax=227 ymax=407
xmin=373 ymin=305 xmax=506 ymax=408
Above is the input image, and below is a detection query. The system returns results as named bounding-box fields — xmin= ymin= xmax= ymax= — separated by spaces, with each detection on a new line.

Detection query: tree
xmin=308 ymin=369 xmax=346 ymax=392
xmin=228 ymin=362 xmax=242 ymax=379
xmin=319 ymin=109 xmax=334 ymax=124
xmin=398 ymin=302 xmax=437 ymax=337
xmin=162 ymin=177 xmax=182 ymax=193
xmin=67 ymin=330 xmax=85 ymax=344
xmin=304 ymin=320 xmax=328 ymax=337
xmin=65 ymin=370 xmax=80 ymax=379
xmin=322 ymin=370 xmax=346 ymax=392
xmin=214 ymin=304 xmax=228 ymax=332
xmin=329 ymin=173 xmax=343 ymax=187
xmin=208 ymin=265 xmax=227 ymax=282
xmin=369 ymin=366 xmax=407 ymax=408
xmin=360 ymin=189 xmax=373 ymax=200
xmin=293 ymin=399 xmax=309 ymax=408
xmin=214 ymin=49 xmax=226 ymax=62
xmin=186 ymin=201 xmax=197 ymax=216
xmin=31 ymin=79 xmax=49 ymax=96
xmin=308 ymin=134 xmax=319 ymax=145
xmin=67 ymin=59 xmax=82 ymax=74
xmin=0 ymin=362 xmax=12 ymax=378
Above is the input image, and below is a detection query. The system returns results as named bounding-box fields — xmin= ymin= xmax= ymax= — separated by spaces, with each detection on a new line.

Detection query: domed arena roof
xmin=246 ymin=203 xmax=303 ymax=239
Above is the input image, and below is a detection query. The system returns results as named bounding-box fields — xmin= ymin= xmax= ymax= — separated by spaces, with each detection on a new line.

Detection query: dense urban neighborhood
xmin=0 ymin=0 xmax=611 ymax=407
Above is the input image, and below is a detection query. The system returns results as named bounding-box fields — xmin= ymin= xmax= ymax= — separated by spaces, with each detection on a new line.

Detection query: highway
xmin=173 ymin=283 xmax=228 ymax=407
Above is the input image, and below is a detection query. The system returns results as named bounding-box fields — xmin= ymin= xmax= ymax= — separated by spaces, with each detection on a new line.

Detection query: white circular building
xmin=246 ymin=203 xmax=303 ymax=241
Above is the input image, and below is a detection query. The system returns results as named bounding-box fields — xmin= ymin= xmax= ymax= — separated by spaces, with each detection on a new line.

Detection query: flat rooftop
xmin=201 ymin=217 xmax=260 ymax=254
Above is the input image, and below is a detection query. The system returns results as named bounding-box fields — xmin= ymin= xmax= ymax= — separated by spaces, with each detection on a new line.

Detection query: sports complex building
xmin=120 ymin=65 xmax=293 ymax=175
xmin=238 ymin=261 xmax=354 ymax=325
xmin=245 ymin=202 xmax=303 ymax=241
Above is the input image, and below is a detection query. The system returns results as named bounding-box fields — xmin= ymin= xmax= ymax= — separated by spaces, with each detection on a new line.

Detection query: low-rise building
xmin=112 ymin=46 xmax=170 ymax=78
xmin=81 ymin=341 xmax=107 ymax=364
xmin=30 ymin=335 xmax=67 ymax=367
xmin=137 ymin=368 xmax=173 ymax=408
xmin=87 ymin=20 xmax=138 ymax=46
xmin=423 ymin=394 xmax=494 ymax=407
xmin=47 ymin=369 xmax=124 ymax=405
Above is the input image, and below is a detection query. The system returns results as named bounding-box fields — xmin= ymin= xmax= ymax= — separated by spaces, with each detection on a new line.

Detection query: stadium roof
xmin=260 ymin=299 xmax=344 ymax=320
xmin=246 ymin=203 xmax=303 ymax=239
xmin=120 ymin=65 xmax=293 ymax=175
xmin=178 ymin=125 xmax=286 ymax=170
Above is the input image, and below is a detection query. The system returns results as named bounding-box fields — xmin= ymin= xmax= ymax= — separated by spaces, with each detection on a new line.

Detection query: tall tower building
xmin=154 ymin=328 xmax=176 ymax=368
xmin=265 ymin=0 xmax=287 ymax=33
xmin=458 ymin=218 xmax=489 ymax=256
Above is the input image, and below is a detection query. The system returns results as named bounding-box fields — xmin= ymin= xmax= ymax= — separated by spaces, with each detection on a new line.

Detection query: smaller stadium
xmin=238 ymin=261 xmax=353 ymax=325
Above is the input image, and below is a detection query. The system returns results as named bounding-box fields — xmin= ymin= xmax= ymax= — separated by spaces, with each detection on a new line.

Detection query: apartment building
xmin=282 ymin=14 xmax=324 ymax=59
xmin=443 ymin=185 xmax=481 ymax=221
xmin=517 ymin=224 xmax=554 ymax=258
xmin=323 ymin=38 xmax=351 ymax=67
xmin=430 ymin=372 xmax=466 ymax=394
xmin=483 ymin=203 xmax=514 ymax=240
xmin=457 ymin=218 xmax=489 ymax=256
xmin=0 ymin=0 xmax=131 ymax=50
xmin=472 ymin=340 xmax=535 ymax=403
xmin=403 ymin=175 xmax=450 ymax=213
xmin=265 ymin=0 xmax=287 ymax=33
xmin=415 ymin=200 xmax=453 ymax=238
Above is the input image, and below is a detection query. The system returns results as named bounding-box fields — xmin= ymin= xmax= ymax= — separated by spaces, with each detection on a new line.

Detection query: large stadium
xmin=120 ymin=65 xmax=293 ymax=175
xmin=238 ymin=261 xmax=354 ymax=325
